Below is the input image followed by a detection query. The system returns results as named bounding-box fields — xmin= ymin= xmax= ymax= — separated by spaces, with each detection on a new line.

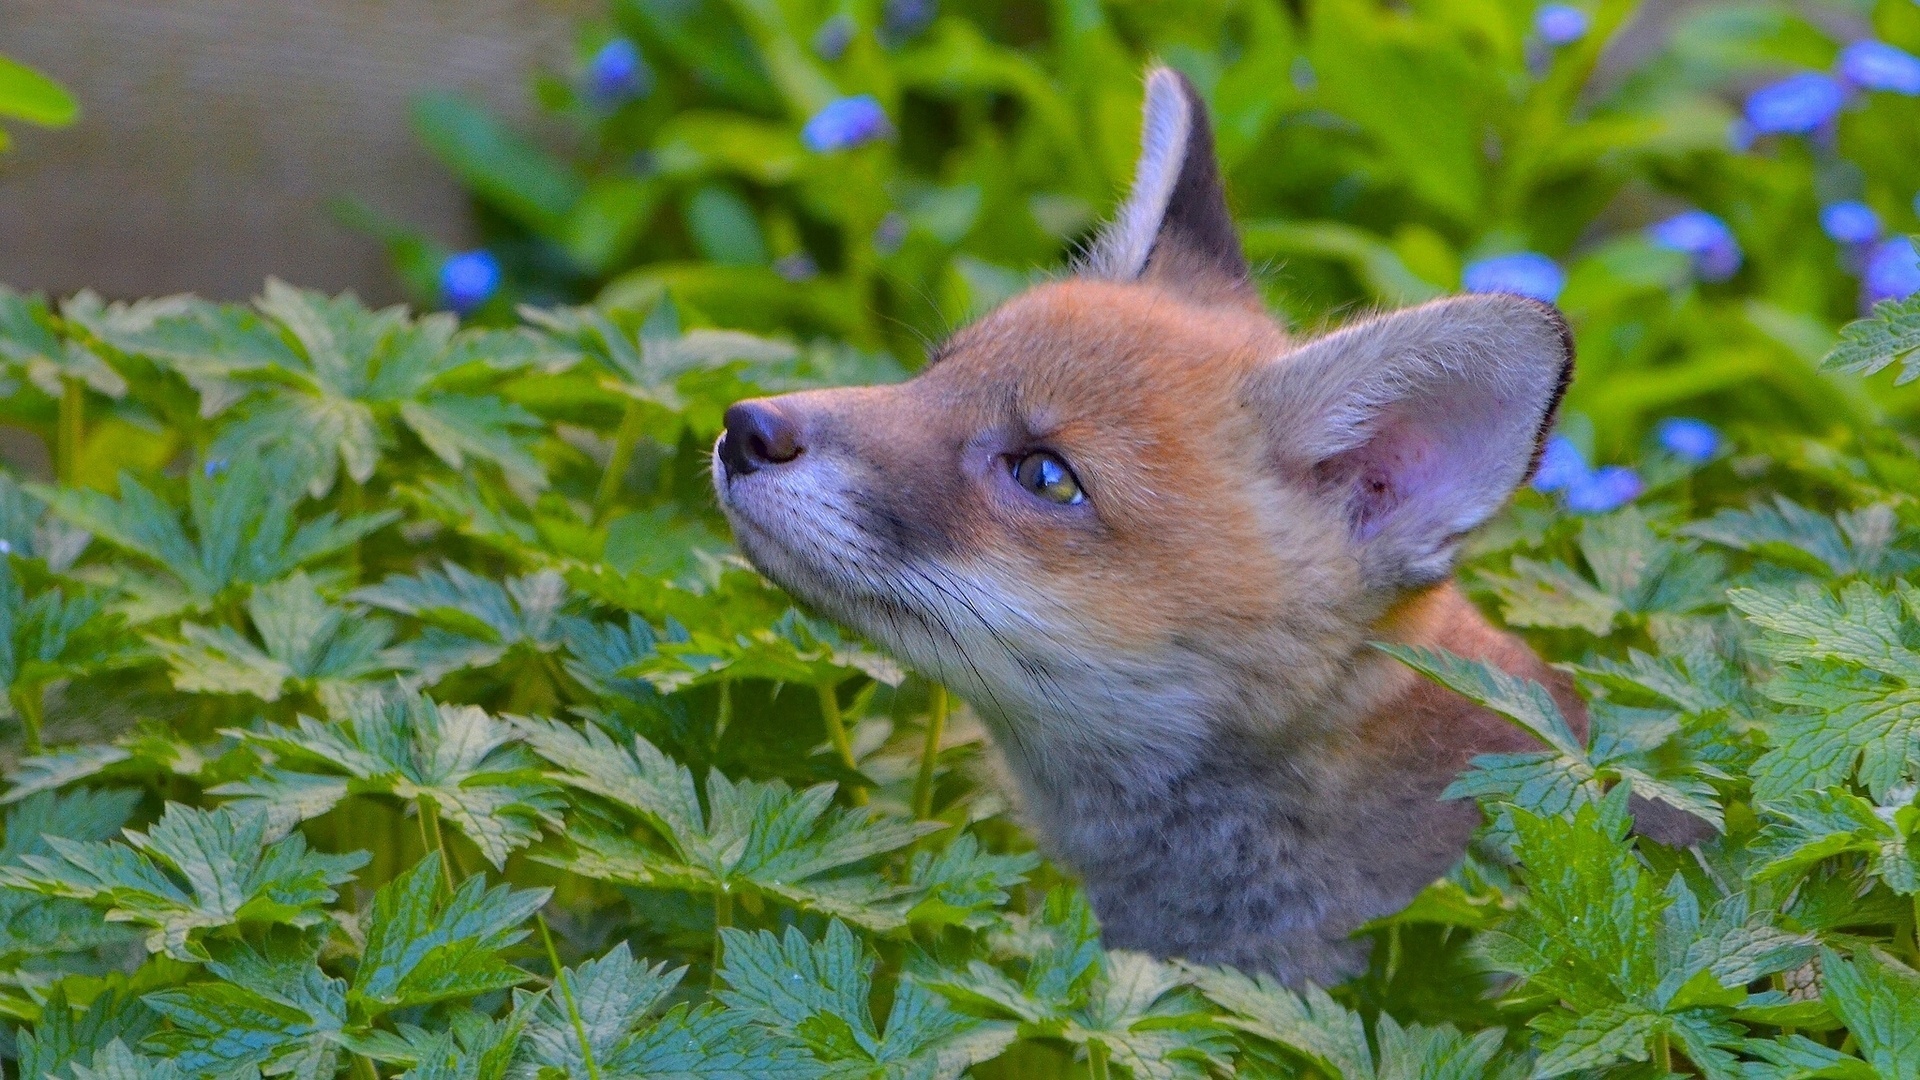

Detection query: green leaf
xmin=411 ymin=93 xmax=583 ymax=234
xmin=1753 ymin=788 xmax=1920 ymax=895
xmin=1685 ymin=499 xmax=1919 ymax=580
xmin=519 ymin=715 xmax=939 ymax=930
xmin=143 ymin=936 xmax=348 ymax=1080
xmin=351 ymin=853 xmax=548 ymax=1016
xmin=0 ymin=802 xmax=365 ymax=961
xmin=1824 ymin=287 xmax=1920 ymax=386
xmin=1730 ymin=581 xmax=1920 ymax=802
xmin=1820 ymin=948 xmax=1920 ymax=1080
xmin=515 ymin=941 xmax=684 ymax=1077
xmin=35 ymin=455 xmax=393 ymax=617
xmin=156 ymin=571 xmax=393 ymax=704
xmin=352 ymin=564 xmax=571 ymax=681
xmin=0 ymin=54 xmax=79 ymax=127
xmin=230 ymin=691 xmax=562 ymax=868
xmin=721 ymin=920 xmax=1014 ymax=1078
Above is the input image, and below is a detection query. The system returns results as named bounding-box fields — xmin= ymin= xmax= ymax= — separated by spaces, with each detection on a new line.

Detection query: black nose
xmin=720 ymin=400 xmax=804 ymax=477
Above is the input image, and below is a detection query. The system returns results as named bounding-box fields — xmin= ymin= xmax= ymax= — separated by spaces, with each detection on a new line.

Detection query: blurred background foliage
xmin=348 ymin=0 xmax=1920 ymax=464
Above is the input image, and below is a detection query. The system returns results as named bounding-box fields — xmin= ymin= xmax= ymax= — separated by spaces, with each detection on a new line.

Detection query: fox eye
xmin=1012 ymin=451 xmax=1085 ymax=505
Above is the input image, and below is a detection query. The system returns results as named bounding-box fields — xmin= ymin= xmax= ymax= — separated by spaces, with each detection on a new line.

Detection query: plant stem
xmin=1651 ymin=1031 xmax=1671 ymax=1072
xmin=912 ymin=684 xmax=948 ymax=820
xmin=353 ymin=1054 xmax=380 ymax=1080
xmin=711 ymin=680 xmax=733 ymax=752
xmin=12 ymin=685 xmax=43 ymax=756
xmin=712 ymin=887 xmax=733 ymax=989
xmin=817 ymin=682 xmax=865 ymax=805
xmin=1087 ymin=1040 xmax=1110 ymax=1080
xmin=594 ymin=400 xmax=645 ymax=521
xmin=538 ymin=913 xmax=602 ymax=1080
xmin=55 ymin=376 xmax=83 ymax=485
xmin=417 ymin=796 xmax=455 ymax=894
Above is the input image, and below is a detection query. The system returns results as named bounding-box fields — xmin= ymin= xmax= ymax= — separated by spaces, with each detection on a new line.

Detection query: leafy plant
xmin=5 ymin=0 xmax=1920 ymax=1075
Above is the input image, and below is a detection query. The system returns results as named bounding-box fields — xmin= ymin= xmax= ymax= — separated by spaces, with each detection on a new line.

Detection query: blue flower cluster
xmin=1531 ymin=419 xmax=1718 ymax=514
xmin=1533 ymin=436 xmax=1646 ymax=514
xmin=440 ymin=250 xmax=502 ymax=315
xmin=1738 ymin=39 xmax=1920 ymax=140
xmin=803 ymin=95 xmax=891 ymax=152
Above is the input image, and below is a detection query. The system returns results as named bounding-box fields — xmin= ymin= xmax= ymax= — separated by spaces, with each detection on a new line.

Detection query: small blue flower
xmin=873 ymin=212 xmax=908 ymax=255
xmin=203 ymin=458 xmax=230 ymax=477
xmin=1819 ymin=200 xmax=1881 ymax=245
xmin=813 ymin=16 xmax=854 ymax=61
xmin=1743 ymin=72 xmax=1847 ymax=135
xmin=440 ymin=250 xmax=502 ymax=315
xmin=1863 ymin=237 xmax=1920 ymax=304
xmin=585 ymin=39 xmax=650 ymax=105
xmin=1564 ymin=465 xmax=1644 ymax=514
xmin=1534 ymin=4 xmax=1589 ymax=46
xmin=1532 ymin=435 xmax=1588 ymax=493
xmin=1649 ymin=210 xmax=1742 ymax=281
xmin=0 ymin=540 xmax=14 ymax=556
xmin=1462 ymin=252 xmax=1565 ymax=303
xmin=883 ymin=0 xmax=936 ymax=42
xmin=775 ymin=253 xmax=818 ymax=281
xmin=1655 ymin=418 xmax=1719 ymax=463
xmin=802 ymin=95 xmax=890 ymax=152
xmin=1837 ymin=40 xmax=1920 ymax=95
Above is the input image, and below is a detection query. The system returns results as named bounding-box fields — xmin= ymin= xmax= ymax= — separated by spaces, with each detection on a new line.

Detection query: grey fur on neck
xmin=986 ymin=691 xmax=1472 ymax=987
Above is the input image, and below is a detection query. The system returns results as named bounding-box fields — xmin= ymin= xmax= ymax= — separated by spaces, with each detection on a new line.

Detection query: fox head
xmin=713 ymin=68 xmax=1570 ymax=782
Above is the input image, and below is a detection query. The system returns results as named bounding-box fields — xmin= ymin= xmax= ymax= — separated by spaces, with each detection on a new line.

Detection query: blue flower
xmin=1534 ymin=4 xmax=1589 ymax=46
xmin=1648 ymin=210 xmax=1742 ymax=281
xmin=775 ymin=253 xmax=818 ymax=281
xmin=1837 ymin=40 xmax=1920 ymax=95
xmin=1819 ymin=200 xmax=1881 ymax=245
xmin=883 ymin=0 xmax=936 ymax=42
xmin=1743 ymin=73 xmax=1847 ymax=135
xmin=1462 ymin=252 xmax=1565 ymax=303
xmin=813 ymin=16 xmax=854 ymax=61
xmin=1655 ymin=418 xmax=1719 ymax=463
xmin=1532 ymin=435 xmax=1588 ymax=493
xmin=802 ymin=95 xmax=890 ymax=152
xmin=1863 ymin=237 xmax=1920 ymax=304
xmin=203 ymin=457 xmax=230 ymax=477
xmin=1564 ymin=466 xmax=1644 ymax=514
xmin=440 ymin=250 xmax=502 ymax=315
xmin=585 ymin=39 xmax=650 ymax=105
xmin=873 ymin=212 xmax=908 ymax=255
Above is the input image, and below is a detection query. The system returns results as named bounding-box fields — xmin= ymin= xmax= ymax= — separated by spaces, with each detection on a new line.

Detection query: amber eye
xmin=1011 ymin=450 xmax=1085 ymax=505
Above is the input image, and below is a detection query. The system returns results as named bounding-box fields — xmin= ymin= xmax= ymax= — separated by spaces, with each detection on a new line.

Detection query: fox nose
xmin=720 ymin=400 xmax=804 ymax=477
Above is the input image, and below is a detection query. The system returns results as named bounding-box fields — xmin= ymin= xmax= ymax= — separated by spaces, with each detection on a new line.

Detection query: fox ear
xmin=1083 ymin=67 xmax=1251 ymax=301
xmin=1247 ymin=294 xmax=1574 ymax=592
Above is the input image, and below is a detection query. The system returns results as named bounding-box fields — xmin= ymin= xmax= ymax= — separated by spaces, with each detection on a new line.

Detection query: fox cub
xmin=714 ymin=67 xmax=1599 ymax=984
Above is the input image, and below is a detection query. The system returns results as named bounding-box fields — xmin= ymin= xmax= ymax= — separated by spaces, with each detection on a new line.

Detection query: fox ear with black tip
xmin=1245 ymin=293 xmax=1576 ymax=595
xmin=1081 ymin=66 xmax=1255 ymax=306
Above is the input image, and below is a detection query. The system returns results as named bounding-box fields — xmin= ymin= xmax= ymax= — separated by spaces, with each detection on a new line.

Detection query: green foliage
xmin=9 ymin=0 xmax=1920 ymax=1075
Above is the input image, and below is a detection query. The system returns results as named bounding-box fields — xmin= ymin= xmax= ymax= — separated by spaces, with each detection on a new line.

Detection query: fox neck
xmin=968 ymin=582 xmax=1572 ymax=985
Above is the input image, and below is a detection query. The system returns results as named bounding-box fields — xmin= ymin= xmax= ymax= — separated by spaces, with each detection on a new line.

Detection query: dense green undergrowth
xmin=7 ymin=0 xmax=1920 ymax=1076
xmin=0 ymin=273 xmax=1914 ymax=1078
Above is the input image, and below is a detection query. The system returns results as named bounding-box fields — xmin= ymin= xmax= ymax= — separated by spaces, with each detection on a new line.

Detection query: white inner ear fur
xmin=1249 ymin=295 xmax=1570 ymax=590
xmin=1083 ymin=68 xmax=1192 ymax=281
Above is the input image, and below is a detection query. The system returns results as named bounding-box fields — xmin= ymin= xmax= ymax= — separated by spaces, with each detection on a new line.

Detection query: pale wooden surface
xmin=0 ymin=0 xmax=594 ymax=302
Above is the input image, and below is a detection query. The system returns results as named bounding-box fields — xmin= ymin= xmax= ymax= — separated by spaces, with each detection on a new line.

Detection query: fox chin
xmin=712 ymin=66 xmax=1692 ymax=986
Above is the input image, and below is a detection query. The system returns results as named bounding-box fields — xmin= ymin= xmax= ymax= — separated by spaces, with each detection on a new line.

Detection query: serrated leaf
xmin=352 ymin=564 xmax=570 ymax=680
xmin=232 ymin=691 xmax=561 ymax=867
xmin=1824 ymin=287 xmax=1920 ymax=385
xmin=352 ymin=853 xmax=548 ymax=1016
xmin=518 ymin=715 xmax=938 ymax=930
xmin=1731 ymin=582 xmax=1920 ymax=802
xmin=0 ymin=802 xmax=366 ymax=960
